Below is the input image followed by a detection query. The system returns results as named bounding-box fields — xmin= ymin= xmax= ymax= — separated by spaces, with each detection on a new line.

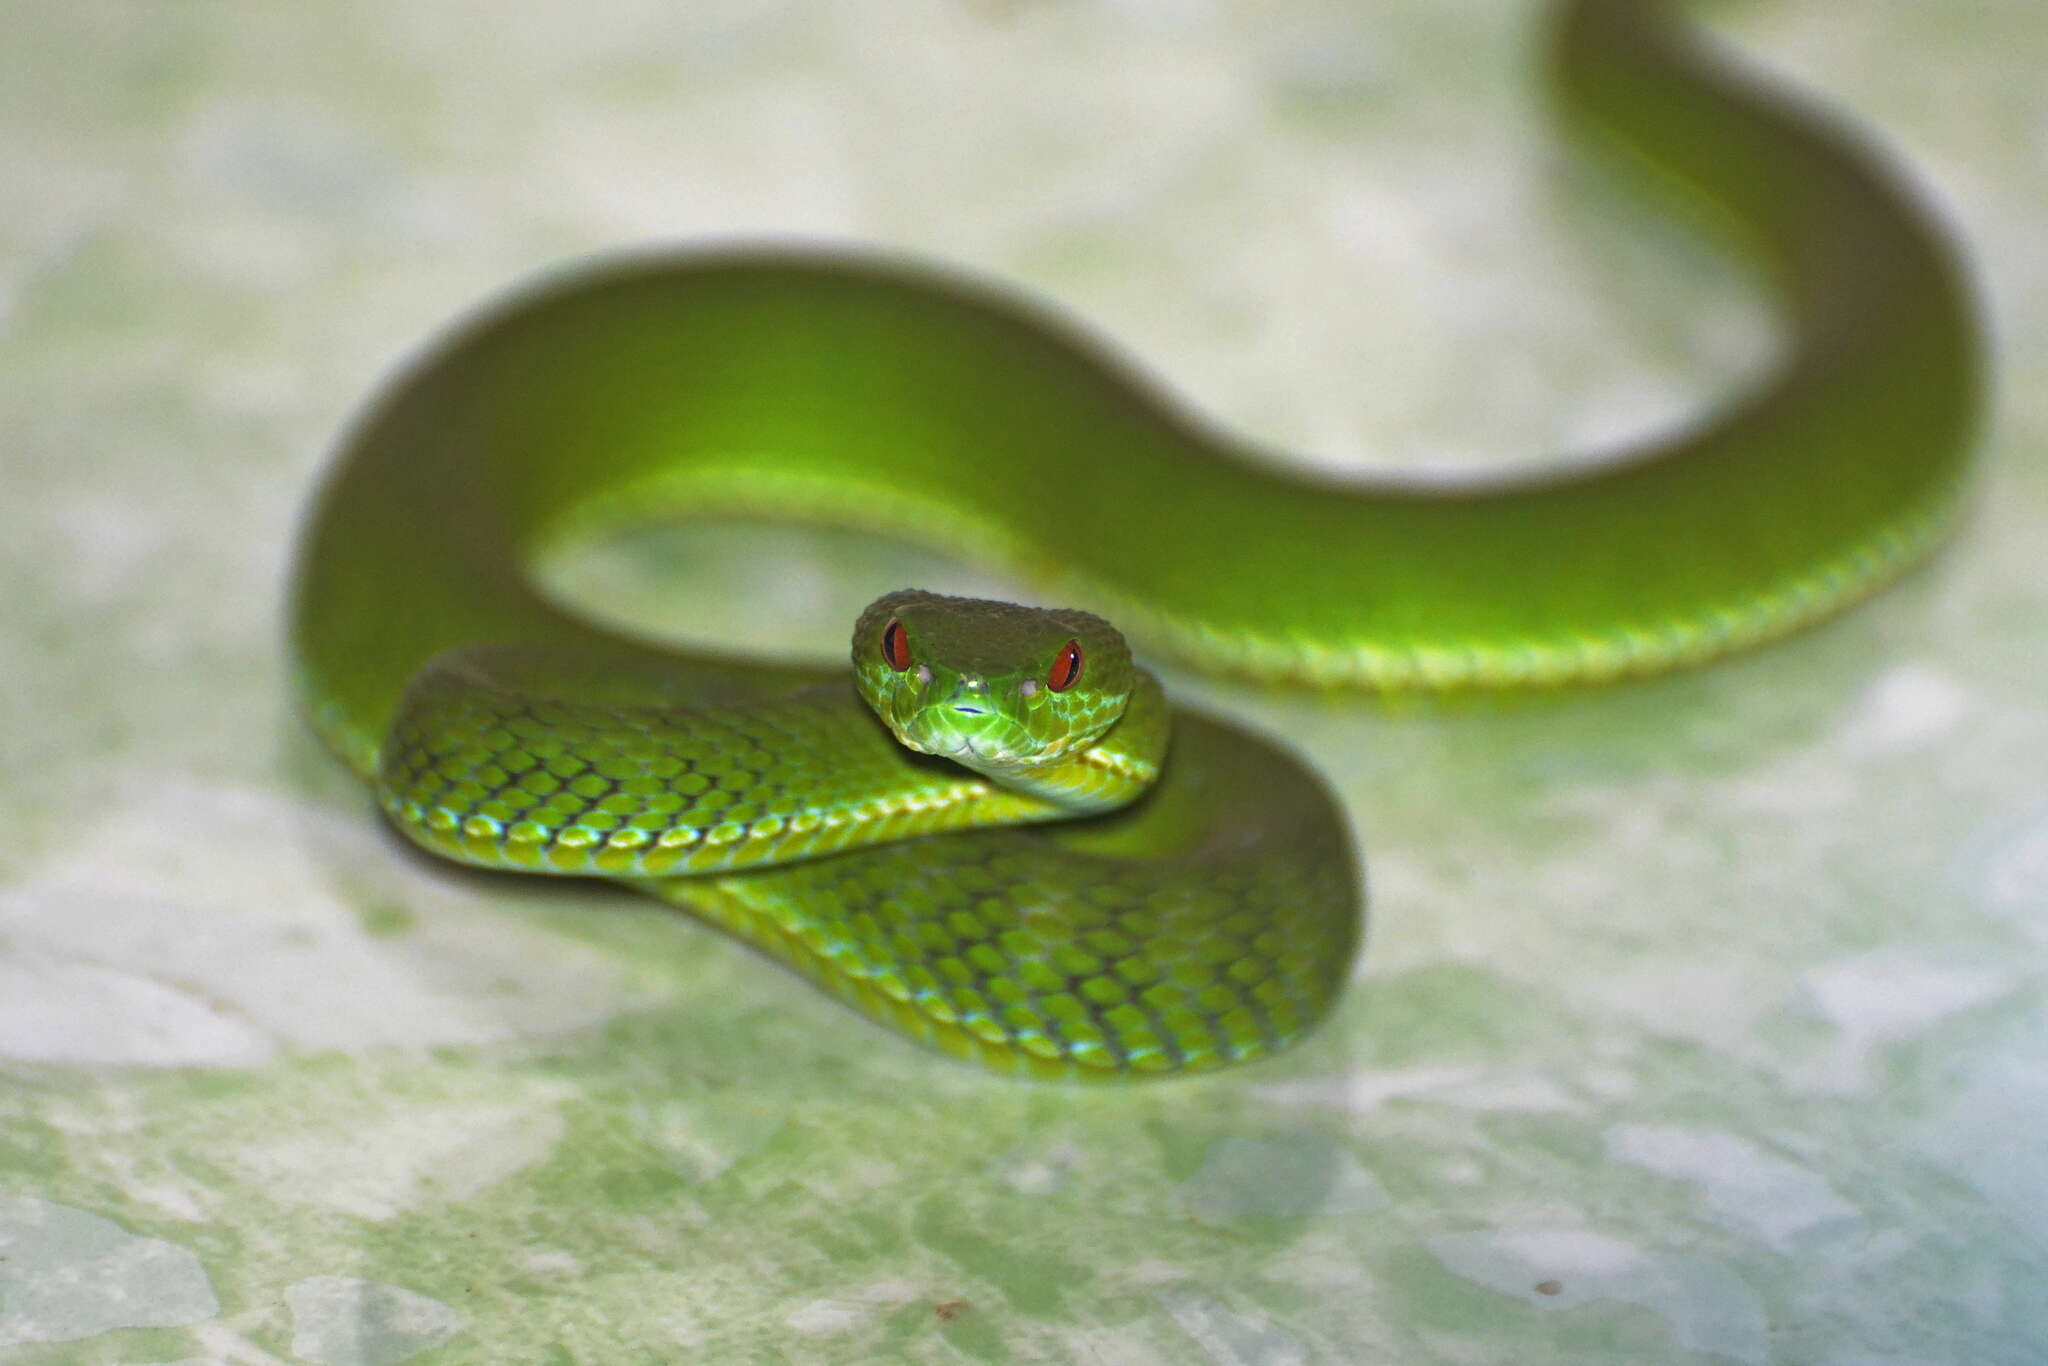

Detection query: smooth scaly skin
xmin=288 ymin=0 xmax=1980 ymax=1078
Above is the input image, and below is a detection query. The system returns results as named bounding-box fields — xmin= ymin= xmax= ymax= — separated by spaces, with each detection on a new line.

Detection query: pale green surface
xmin=2 ymin=1 xmax=2045 ymax=1362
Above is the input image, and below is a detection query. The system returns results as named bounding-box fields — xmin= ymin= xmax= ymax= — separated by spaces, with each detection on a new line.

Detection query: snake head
xmin=852 ymin=589 xmax=1135 ymax=775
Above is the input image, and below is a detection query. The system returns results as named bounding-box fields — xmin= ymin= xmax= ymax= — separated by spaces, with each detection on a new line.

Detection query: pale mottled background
xmin=2 ymin=1 xmax=2045 ymax=1362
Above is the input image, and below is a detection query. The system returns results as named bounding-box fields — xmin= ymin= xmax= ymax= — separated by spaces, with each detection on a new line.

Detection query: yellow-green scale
xmin=381 ymin=650 xmax=1085 ymax=879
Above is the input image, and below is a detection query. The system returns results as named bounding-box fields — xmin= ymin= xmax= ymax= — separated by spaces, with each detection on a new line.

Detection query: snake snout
xmin=948 ymin=676 xmax=989 ymax=715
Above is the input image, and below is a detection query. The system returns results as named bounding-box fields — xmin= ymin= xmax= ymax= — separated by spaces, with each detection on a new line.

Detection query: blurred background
xmin=2 ymin=1 xmax=2044 ymax=1361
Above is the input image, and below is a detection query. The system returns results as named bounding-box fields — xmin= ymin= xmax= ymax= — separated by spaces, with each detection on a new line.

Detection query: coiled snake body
xmin=289 ymin=1 xmax=1979 ymax=1077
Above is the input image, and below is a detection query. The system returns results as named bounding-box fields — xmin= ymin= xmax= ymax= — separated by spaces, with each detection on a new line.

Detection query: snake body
xmin=289 ymin=1 xmax=1979 ymax=1077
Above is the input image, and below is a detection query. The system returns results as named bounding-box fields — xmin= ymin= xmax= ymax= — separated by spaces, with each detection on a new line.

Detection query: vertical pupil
xmin=1050 ymin=640 xmax=1082 ymax=691
xmin=883 ymin=620 xmax=909 ymax=670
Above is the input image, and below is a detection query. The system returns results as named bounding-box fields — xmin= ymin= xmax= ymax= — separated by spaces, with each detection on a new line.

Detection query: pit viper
xmin=288 ymin=0 xmax=1980 ymax=1077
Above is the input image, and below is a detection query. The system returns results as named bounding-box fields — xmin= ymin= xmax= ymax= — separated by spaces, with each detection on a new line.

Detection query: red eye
xmin=1048 ymin=639 xmax=1083 ymax=692
xmin=881 ymin=618 xmax=911 ymax=671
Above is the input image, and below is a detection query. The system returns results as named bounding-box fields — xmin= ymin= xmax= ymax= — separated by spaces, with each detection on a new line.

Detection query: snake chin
xmin=896 ymin=710 xmax=1060 ymax=773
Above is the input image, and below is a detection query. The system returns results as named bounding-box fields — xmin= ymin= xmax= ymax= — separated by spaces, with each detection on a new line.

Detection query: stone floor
xmin=2 ymin=2 xmax=2043 ymax=1361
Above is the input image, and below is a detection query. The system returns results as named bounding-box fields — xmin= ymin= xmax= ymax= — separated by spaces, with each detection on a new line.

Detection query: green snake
xmin=288 ymin=0 xmax=1979 ymax=1078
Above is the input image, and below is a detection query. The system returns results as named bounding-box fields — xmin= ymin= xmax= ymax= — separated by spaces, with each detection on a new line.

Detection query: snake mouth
xmin=896 ymin=706 xmax=1058 ymax=772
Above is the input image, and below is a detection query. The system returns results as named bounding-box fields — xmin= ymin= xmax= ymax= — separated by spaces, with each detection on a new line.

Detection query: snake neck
xmin=374 ymin=647 xmax=1170 ymax=879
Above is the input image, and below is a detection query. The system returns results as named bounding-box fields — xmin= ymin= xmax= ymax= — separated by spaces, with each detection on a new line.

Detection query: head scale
xmin=852 ymin=589 xmax=1135 ymax=773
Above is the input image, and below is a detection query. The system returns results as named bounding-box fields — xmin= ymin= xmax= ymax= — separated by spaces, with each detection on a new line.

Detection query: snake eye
xmin=1048 ymin=639 xmax=1083 ymax=692
xmin=881 ymin=618 xmax=912 ymax=671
